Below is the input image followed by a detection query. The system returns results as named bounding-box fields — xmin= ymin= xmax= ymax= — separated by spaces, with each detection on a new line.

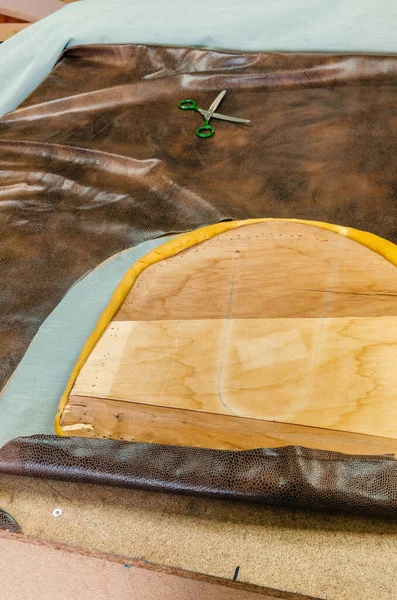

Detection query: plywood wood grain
xmin=114 ymin=222 xmax=397 ymax=321
xmin=64 ymin=222 xmax=397 ymax=453
xmin=62 ymin=394 xmax=397 ymax=455
xmin=71 ymin=316 xmax=397 ymax=438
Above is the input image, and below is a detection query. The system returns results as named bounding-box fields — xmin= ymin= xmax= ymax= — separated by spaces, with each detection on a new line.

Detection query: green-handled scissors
xmin=178 ymin=90 xmax=250 ymax=138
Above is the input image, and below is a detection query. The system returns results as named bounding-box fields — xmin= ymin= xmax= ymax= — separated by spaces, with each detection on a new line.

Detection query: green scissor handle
xmin=178 ymin=99 xmax=215 ymax=139
xmin=178 ymin=99 xmax=199 ymax=111
xmin=196 ymin=122 xmax=215 ymax=138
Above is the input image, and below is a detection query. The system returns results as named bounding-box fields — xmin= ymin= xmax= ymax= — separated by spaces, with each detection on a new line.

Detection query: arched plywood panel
xmin=60 ymin=220 xmax=397 ymax=454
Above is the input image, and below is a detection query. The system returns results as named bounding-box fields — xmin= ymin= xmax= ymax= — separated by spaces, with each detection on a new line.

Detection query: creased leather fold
xmin=0 ymin=436 xmax=396 ymax=517
xmin=3 ymin=45 xmax=397 ymax=389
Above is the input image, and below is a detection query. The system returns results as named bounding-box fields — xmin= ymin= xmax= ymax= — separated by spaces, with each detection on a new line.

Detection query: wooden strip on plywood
xmin=62 ymin=393 xmax=397 ymax=456
xmin=65 ymin=221 xmax=397 ymax=449
xmin=71 ymin=316 xmax=397 ymax=439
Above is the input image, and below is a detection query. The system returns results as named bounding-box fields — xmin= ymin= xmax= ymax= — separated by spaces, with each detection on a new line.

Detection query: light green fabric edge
xmin=0 ymin=236 xmax=174 ymax=447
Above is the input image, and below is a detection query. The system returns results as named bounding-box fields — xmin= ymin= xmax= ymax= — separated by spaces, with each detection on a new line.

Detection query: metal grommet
xmin=52 ymin=508 xmax=62 ymax=518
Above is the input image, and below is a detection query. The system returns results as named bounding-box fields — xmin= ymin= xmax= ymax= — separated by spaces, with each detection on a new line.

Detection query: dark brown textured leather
xmin=0 ymin=508 xmax=21 ymax=533
xmin=0 ymin=435 xmax=396 ymax=517
xmin=2 ymin=45 xmax=397 ymax=517
xmin=2 ymin=45 xmax=397 ymax=388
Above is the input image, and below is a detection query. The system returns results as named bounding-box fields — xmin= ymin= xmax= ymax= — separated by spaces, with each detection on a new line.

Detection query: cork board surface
xmin=0 ymin=473 xmax=396 ymax=600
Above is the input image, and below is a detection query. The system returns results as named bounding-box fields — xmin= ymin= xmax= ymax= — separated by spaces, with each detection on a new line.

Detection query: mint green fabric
xmin=0 ymin=237 xmax=173 ymax=446
xmin=1 ymin=0 xmax=397 ymax=117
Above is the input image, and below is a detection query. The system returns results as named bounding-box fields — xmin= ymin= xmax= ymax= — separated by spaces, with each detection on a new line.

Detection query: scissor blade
xmin=198 ymin=108 xmax=250 ymax=124
xmin=204 ymin=90 xmax=227 ymax=121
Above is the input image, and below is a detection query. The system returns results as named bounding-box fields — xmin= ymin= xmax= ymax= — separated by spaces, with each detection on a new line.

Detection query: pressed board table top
xmin=1 ymin=470 xmax=397 ymax=600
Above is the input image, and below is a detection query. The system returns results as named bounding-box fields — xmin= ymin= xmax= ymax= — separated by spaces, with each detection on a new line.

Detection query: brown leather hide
xmin=1 ymin=435 xmax=397 ymax=518
xmin=1 ymin=45 xmax=397 ymax=517
xmin=2 ymin=45 xmax=397 ymax=388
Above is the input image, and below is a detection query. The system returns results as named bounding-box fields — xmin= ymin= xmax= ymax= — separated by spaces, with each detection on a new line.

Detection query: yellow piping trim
xmin=55 ymin=218 xmax=397 ymax=435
